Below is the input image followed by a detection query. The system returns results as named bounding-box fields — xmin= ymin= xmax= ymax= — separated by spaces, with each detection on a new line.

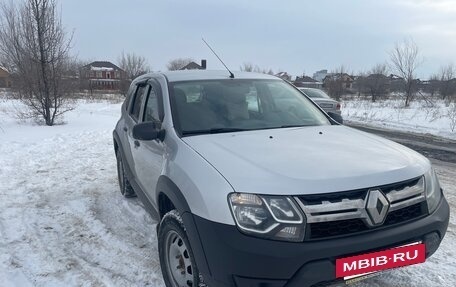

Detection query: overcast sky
xmin=61 ymin=0 xmax=456 ymax=78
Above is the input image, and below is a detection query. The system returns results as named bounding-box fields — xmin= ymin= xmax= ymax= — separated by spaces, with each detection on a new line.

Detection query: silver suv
xmin=113 ymin=70 xmax=449 ymax=287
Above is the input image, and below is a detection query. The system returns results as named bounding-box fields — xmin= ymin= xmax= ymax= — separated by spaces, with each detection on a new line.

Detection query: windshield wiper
xmin=279 ymin=124 xmax=309 ymax=128
xmin=182 ymin=127 xmax=248 ymax=136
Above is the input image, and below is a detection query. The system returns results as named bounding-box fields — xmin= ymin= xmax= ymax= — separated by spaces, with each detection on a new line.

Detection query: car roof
xmin=136 ymin=70 xmax=280 ymax=83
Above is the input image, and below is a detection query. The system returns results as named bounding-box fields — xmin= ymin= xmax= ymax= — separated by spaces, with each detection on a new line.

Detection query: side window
xmin=130 ymin=85 xmax=148 ymax=121
xmin=143 ymin=86 xmax=160 ymax=123
xmin=125 ymin=83 xmax=137 ymax=111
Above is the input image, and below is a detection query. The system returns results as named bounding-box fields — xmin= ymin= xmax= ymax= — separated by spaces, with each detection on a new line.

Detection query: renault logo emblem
xmin=365 ymin=189 xmax=390 ymax=227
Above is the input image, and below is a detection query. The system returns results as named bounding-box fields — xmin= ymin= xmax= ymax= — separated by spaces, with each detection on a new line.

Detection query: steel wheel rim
xmin=165 ymin=230 xmax=193 ymax=287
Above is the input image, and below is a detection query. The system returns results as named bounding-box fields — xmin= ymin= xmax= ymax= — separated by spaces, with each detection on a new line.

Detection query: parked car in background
xmin=298 ymin=87 xmax=341 ymax=115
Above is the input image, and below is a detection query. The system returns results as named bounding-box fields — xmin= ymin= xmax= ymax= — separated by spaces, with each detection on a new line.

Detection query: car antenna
xmin=202 ymin=38 xmax=234 ymax=78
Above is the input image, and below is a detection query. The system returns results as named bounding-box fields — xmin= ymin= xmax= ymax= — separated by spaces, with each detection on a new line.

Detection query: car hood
xmin=182 ymin=126 xmax=430 ymax=195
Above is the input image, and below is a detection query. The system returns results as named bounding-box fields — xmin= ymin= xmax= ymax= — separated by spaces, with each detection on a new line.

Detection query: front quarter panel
xmin=163 ymin=132 xmax=236 ymax=225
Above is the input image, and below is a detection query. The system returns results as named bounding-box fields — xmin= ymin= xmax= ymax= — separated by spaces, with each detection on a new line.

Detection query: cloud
xmin=61 ymin=0 xmax=456 ymax=78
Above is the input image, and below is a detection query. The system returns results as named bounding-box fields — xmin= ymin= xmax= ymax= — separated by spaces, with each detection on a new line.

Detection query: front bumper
xmin=185 ymin=197 xmax=449 ymax=287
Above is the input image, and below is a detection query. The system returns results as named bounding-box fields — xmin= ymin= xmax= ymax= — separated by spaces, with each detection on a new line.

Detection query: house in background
xmin=0 ymin=66 xmax=12 ymax=88
xmin=293 ymin=75 xmax=322 ymax=88
xmin=323 ymin=73 xmax=354 ymax=90
xmin=80 ymin=61 xmax=127 ymax=91
xmin=388 ymin=74 xmax=406 ymax=93
xmin=312 ymin=69 xmax=328 ymax=82
xmin=180 ymin=60 xmax=207 ymax=70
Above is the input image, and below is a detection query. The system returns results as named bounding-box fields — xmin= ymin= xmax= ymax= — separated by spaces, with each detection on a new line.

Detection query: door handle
xmin=123 ymin=127 xmax=128 ymax=132
xmin=134 ymin=140 xmax=140 ymax=148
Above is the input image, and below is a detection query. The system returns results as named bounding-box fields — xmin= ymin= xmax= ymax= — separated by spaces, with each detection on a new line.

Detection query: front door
xmin=130 ymin=79 xmax=165 ymax=204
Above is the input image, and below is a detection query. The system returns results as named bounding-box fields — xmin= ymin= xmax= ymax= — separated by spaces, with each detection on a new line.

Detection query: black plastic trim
xmin=156 ymin=176 xmax=192 ymax=216
xmin=155 ymin=175 xmax=211 ymax=277
xmin=190 ymin=197 xmax=449 ymax=287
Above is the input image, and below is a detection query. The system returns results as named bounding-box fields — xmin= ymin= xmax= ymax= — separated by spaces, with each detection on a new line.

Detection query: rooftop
xmin=138 ymin=70 xmax=279 ymax=83
xmin=83 ymin=61 xmax=123 ymax=71
xmin=180 ymin=61 xmax=204 ymax=70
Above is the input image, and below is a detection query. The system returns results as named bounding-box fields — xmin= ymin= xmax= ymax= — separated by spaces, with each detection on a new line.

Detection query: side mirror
xmin=327 ymin=112 xmax=343 ymax=124
xmin=132 ymin=122 xmax=165 ymax=141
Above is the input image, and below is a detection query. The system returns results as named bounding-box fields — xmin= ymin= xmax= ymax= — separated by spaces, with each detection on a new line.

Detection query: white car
xmin=113 ymin=70 xmax=449 ymax=287
xmin=299 ymin=87 xmax=342 ymax=115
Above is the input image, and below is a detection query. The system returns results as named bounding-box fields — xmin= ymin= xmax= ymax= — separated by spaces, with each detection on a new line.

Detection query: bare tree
xmin=325 ymin=65 xmax=351 ymax=101
xmin=389 ymin=39 xmax=421 ymax=107
xmin=117 ymin=51 xmax=150 ymax=80
xmin=240 ymin=62 xmax=254 ymax=72
xmin=426 ymin=74 xmax=440 ymax=98
xmin=448 ymin=103 xmax=456 ymax=132
xmin=167 ymin=58 xmax=194 ymax=71
xmin=0 ymin=0 xmax=74 ymax=126
xmin=240 ymin=62 xmax=274 ymax=75
xmin=438 ymin=63 xmax=456 ymax=101
xmin=362 ymin=63 xmax=389 ymax=102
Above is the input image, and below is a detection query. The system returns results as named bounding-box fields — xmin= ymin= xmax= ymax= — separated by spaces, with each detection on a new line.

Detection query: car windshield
xmin=300 ymin=88 xmax=331 ymax=99
xmin=170 ymin=79 xmax=330 ymax=136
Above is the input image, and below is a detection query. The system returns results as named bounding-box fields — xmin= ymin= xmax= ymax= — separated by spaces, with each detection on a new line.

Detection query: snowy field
xmin=342 ymin=97 xmax=456 ymax=140
xmin=0 ymin=96 xmax=455 ymax=286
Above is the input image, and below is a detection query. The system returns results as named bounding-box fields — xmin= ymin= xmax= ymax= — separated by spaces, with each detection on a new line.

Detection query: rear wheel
xmin=116 ymin=150 xmax=136 ymax=198
xmin=159 ymin=210 xmax=202 ymax=287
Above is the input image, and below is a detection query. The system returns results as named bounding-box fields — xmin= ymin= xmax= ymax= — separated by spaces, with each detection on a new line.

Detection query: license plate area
xmin=336 ymin=242 xmax=426 ymax=281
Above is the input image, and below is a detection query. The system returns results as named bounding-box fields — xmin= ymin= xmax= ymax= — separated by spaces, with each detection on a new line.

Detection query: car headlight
xmin=228 ymin=193 xmax=306 ymax=242
xmin=425 ymin=168 xmax=442 ymax=214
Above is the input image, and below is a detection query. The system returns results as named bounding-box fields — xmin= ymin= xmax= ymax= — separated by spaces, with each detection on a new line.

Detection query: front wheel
xmin=158 ymin=210 xmax=202 ymax=287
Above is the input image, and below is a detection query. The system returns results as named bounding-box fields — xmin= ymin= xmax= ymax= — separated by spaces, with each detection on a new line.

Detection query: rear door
xmin=131 ymin=79 xmax=165 ymax=202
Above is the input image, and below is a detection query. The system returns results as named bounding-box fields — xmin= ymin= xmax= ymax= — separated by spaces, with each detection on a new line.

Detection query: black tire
xmin=159 ymin=210 xmax=202 ymax=287
xmin=116 ymin=150 xmax=136 ymax=198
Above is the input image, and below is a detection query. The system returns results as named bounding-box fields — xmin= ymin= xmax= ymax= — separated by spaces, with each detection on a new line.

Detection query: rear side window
xmin=130 ymin=85 xmax=148 ymax=121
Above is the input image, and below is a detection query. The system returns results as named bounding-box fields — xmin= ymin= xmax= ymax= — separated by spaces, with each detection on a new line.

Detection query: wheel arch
xmin=156 ymin=175 xmax=192 ymax=220
xmin=156 ymin=175 xmax=211 ymax=277
xmin=113 ymin=130 xmax=121 ymax=153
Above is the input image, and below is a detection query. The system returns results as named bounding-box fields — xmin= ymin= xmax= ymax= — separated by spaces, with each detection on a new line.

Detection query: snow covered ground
xmin=0 ymin=98 xmax=166 ymax=286
xmin=0 ymin=97 xmax=455 ymax=286
xmin=342 ymin=97 xmax=456 ymax=140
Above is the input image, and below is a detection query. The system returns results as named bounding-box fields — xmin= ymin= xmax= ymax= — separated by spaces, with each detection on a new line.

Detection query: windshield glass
xmin=170 ymin=79 xmax=330 ymax=135
xmin=300 ymin=88 xmax=331 ymax=99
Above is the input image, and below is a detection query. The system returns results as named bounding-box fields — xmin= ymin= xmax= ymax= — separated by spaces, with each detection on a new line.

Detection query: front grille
xmin=297 ymin=177 xmax=428 ymax=240
xmin=300 ymin=189 xmax=366 ymax=205
xmin=384 ymin=203 xmax=424 ymax=225
xmin=310 ymin=219 xmax=368 ymax=239
xmin=308 ymin=203 xmax=426 ymax=239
